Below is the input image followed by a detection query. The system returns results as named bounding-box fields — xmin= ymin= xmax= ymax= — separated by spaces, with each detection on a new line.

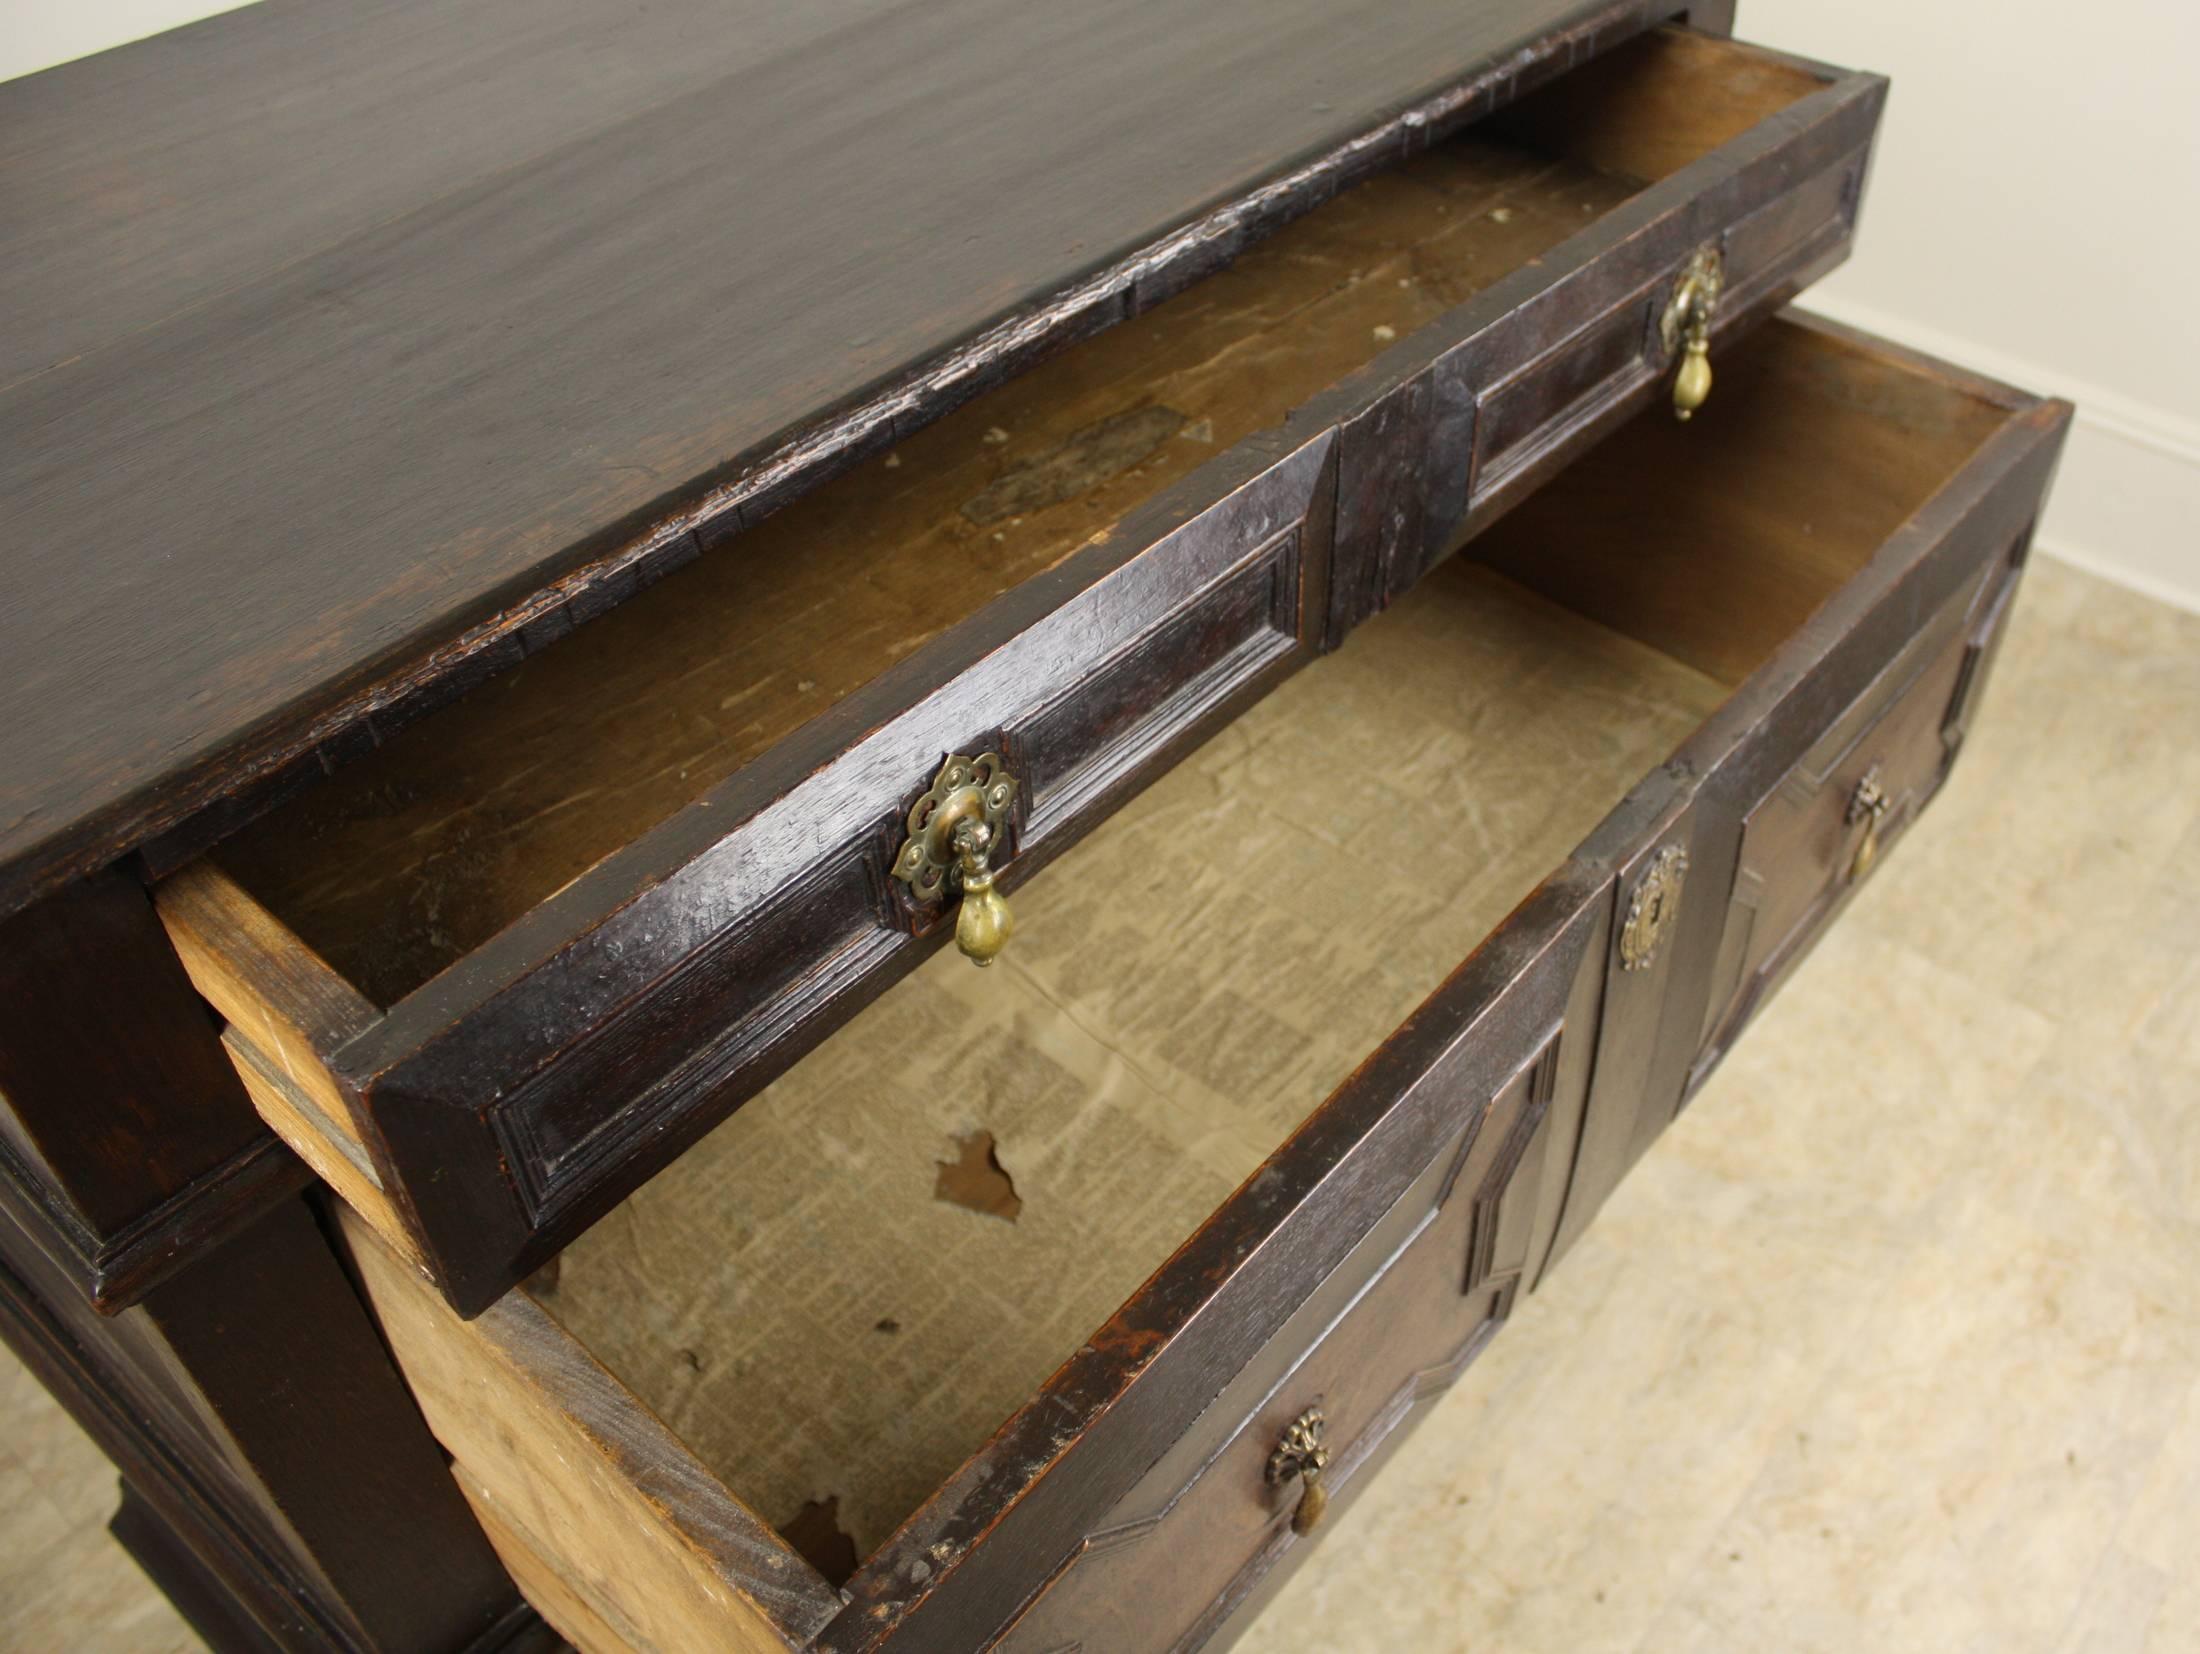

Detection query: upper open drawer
xmin=152 ymin=28 xmax=1888 ymax=1314
xmin=339 ymin=320 xmax=2069 ymax=1653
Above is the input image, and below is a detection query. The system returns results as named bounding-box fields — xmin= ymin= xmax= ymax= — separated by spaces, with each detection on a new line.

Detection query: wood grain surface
xmin=0 ymin=0 xmax=1719 ymax=915
xmin=340 ymin=1206 xmax=839 ymax=1654
xmin=831 ymin=323 xmax=2065 ymax=1651
xmin=536 ymin=554 xmax=1728 ymax=1561
xmin=216 ymin=134 xmax=1643 ymax=1004
xmin=208 ymin=26 xmax=1832 ymax=1005
xmin=136 ymin=25 xmax=1867 ymax=1318
xmin=1475 ymin=321 xmax=2018 ymax=686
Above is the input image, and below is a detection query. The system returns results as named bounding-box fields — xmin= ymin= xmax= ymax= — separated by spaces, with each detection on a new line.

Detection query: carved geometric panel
xmin=994 ymin=1021 xmax=1569 ymax=1653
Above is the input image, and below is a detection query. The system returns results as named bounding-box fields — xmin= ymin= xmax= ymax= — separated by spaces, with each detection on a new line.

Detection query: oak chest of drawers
xmin=0 ymin=3 xmax=2069 ymax=1650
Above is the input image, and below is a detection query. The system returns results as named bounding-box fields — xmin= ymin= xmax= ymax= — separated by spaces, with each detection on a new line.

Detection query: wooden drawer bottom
xmin=342 ymin=317 xmax=2069 ymax=1653
xmin=342 ymin=546 xmax=1661 ymax=1649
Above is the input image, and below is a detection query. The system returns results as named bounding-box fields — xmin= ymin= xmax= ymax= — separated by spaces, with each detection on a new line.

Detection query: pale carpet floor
xmin=1 ymin=554 xmax=2194 ymax=1652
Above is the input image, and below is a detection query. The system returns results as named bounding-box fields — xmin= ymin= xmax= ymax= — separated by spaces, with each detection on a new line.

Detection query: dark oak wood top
xmin=0 ymin=0 xmax=1694 ymax=913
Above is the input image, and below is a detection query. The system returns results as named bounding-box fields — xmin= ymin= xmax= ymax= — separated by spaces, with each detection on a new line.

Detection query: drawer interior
xmin=530 ymin=554 xmax=1728 ymax=1577
xmin=208 ymin=28 xmax=1831 ymax=1011
xmin=1468 ymin=317 xmax=2017 ymax=686
xmin=333 ymin=316 xmax=2040 ymax=1652
xmin=506 ymin=319 xmax=2024 ymax=1587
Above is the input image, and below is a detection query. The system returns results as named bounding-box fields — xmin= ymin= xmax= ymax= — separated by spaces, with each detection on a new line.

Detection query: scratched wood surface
xmin=535 ymin=555 xmax=1731 ymax=1562
xmin=214 ymin=137 xmax=1645 ymax=1006
xmin=202 ymin=27 xmax=1826 ymax=1009
xmin=0 ymin=0 xmax=1724 ymax=914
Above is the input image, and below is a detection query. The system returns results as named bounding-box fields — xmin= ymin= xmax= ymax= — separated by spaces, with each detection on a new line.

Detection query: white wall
xmin=7 ymin=1 xmax=2196 ymax=609
xmin=0 ymin=0 xmax=257 ymax=80
xmin=1745 ymin=0 xmax=2200 ymax=610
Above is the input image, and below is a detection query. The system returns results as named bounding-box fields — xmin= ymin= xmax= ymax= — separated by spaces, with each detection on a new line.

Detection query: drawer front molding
xmin=994 ymin=1027 xmax=1568 ymax=1651
xmin=850 ymin=884 xmax=1611 ymax=1648
xmin=338 ymin=321 xmax=2073 ymax=1654
xmin=1690 ymin=528 xmax=2037 ymax=1089
xmin=1322 ymin=50 xmax=1887 ymax=645
xmin=1457 ymin=316 xmax=2073 ymax=1288
xmin=158 ymin=30 xmax=1892 ymax=1317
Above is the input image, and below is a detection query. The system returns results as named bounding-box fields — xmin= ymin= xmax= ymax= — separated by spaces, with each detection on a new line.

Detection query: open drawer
xmin=338 ymin=320 xmax=2068 ymax=1650
xmin=1478 ymin=320 xmax=2069 ymax=1263
xmin=152 ymin=27 xmax=1891 ymax=1315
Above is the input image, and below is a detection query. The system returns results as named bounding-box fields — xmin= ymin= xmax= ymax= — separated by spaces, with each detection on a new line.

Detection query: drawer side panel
xmin=339 ymin=1208 xmax=836 ymax=1653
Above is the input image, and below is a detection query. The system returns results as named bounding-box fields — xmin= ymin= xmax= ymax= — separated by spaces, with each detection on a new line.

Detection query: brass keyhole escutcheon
xmin=1661 ymin=245 xmax=1724 ymax=421
xmin=1619 ymin=844 xmax=1689 ymax=973
xmin=1847 ymin=767 xmax=1890 ymax=881
xmin=892 ymin=753 xmax=1019 ymax=966
xmin=1266 ymin=1407 xmax=1332 ymax=1535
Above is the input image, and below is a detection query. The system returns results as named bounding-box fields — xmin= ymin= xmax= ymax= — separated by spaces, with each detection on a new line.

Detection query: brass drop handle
xmin=949 ymin=817 xmax=1013 ymax=966
xmin=1266 ymin=1407 xmax=1332 ymax=1536
xmin=892 ymin=752 xmax=1019 ymax=966
xmin=1662 ymin=246 xmax=1724 ymax=422
xmin=1846 ymin=767 xmax=1890 ymax=881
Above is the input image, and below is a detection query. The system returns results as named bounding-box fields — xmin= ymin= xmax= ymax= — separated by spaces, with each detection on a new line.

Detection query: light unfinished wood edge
xmin=458 ymin=1465 xmax=657 ymax=1654
xmin=153 ymin=860 xmax=383 ymax=1164
xmin=335 ymin=1205 xmax=836 ymax=1654
xmin=227 ymin=1029 xmax=423 ymax=1271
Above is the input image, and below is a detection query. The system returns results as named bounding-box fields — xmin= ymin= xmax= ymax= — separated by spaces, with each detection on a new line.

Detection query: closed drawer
xmin=152 ymin=26 xmax=1890 ymax=1316
xmin=1685 ymin=547 xmax=2028 ymax=1084
xmin=340 ymin=318 xmax=2067 ymax=1651
xmin=991 ymin=1008 xmax=1577 ymax=1653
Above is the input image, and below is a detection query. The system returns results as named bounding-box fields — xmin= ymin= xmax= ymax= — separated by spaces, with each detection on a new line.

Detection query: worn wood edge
xmin=334 ymin=448 xmax=1328 ymax=1319
xmin=201 ymin=22 xmax=1848 ymax=1289
xmin=349 ymin=427 xmax=1335 ymax=1076
xmin=1460 ymin=62 xmax=1882 ymax=385
xmin=825 ymin=869 xmax=1607 ymax=1643
xmin=336 ymin=1205 xmax=835 ymax=1652
xmin=1617 ymin=22 xmax=1866 ymax=122
xmin=225 ymin=1037 xmax=426 ymax=1276
xmin=0 ymin=1128 xmax=310 ymax=1314
xmin=1452 ymin=196 xmax=1861 ymax=546
xmin=1468 ymin=56 xmax=1876 ymax=339
xmin=1293 ymin=54 xmax=1882 ymax=644
xmin=828 ymin=356 xmax=2012 ymax=1625
xmin=1477 ymin=68 xmax=1884 ymax=467
xmin=0 ymin=0 xmax=1708 ymax=925
xmin=359 ymin=475 xmax=1337 ymax=1319
xmin=153 ymin=861 xmax=381 ymax=1134
xmin=215 ymin=27 xmax=1815 ymax=1027
xmin=338 ymin=37 xmax=1861 ymax=1079
xmin=456 ymin=1467 xmax=656 ymax=1654
xmin=151 ymin=860 xmax=449 ymax=1284
xmin=325 ymin=435 xmax=1334 ymax=1315
xmin=1781 ymin=307 xmax=2065 ymax=415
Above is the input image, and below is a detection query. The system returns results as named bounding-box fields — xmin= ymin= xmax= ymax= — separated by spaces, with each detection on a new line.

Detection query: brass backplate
xmin=1619 ymin=843 xmax=1689 ymax=972
xmin=1659 ymin=244 xmax=1725 ymax=356
xmin=1264 ymin=1406 xmax=1329 ymax=1486
xmin=891 ymin=752 xmax=1017 ymax=907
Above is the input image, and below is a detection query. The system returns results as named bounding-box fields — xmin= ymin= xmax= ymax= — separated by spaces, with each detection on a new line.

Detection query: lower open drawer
xmin=340 ymin=317 xmax=2069 ymax=1653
